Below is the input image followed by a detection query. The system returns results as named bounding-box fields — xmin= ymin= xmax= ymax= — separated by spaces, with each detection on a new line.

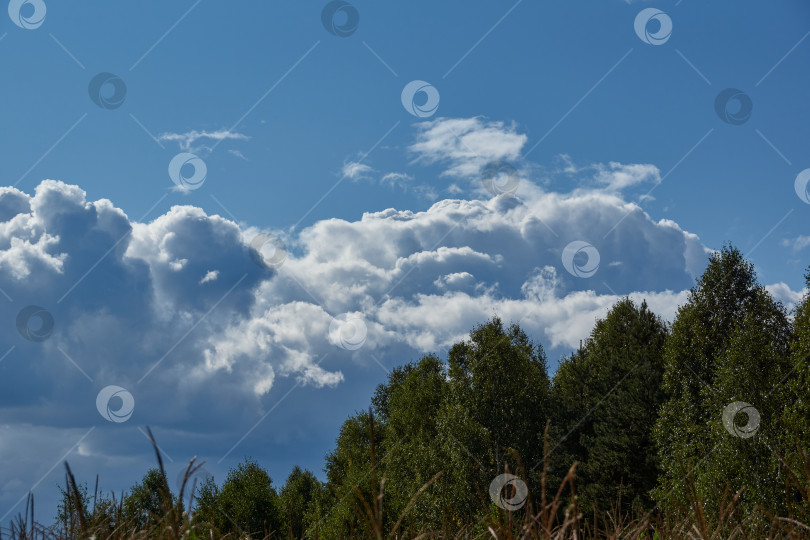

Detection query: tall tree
xmin=279 ymin=466 xmax=321 ymax=539
xmin=783 ymin=267 xmax=810 ymax=522
xmin=444 ymin=318 xmax=551 ymax=517
xmin=320 ymin=410 xmax=385 ymax=538
xmin=654 ymin=245 xmax=792 ymax=517
xmin=373 ymin=355 xmax=447 ymax=530
xmin=551 ymin=298 xmax=668 ymax=514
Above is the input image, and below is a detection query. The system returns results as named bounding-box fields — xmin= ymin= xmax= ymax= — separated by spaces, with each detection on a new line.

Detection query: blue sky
xmin=0 ymin=0 xmax=809 ymax=526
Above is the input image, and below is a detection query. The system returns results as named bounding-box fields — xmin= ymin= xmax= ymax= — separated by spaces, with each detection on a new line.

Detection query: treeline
xmin=47 ymin=245 xmax=810 ymax=538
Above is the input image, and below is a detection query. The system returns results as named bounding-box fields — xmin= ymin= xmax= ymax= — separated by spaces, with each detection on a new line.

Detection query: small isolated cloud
xmin=341 ymin=161 xmax=374 ymax=180
xmin=200 ymin=270 xmax=219 ymax=284
xmin=594 ymin=162 xmax=661 ymax=191
xmin=381 ymin=172 xmax=413 ymax=187
xmin=158 ymin=129 xmax=249 ymax=154
xmin=409 ymin=117 xmax=527 ymax=179
xmin=228 ymin=149 xmax=249 ymax=161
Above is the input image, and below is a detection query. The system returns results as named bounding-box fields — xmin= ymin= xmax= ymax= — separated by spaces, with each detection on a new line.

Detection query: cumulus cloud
xmin=0 ymin=176 xmax=714 ymax=431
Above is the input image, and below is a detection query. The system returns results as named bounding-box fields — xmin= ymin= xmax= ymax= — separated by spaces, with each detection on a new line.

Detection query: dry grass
xmin=2 ymin=426 xmax=809 ymax=540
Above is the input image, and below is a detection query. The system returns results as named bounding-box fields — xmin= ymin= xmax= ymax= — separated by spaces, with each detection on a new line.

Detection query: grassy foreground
xmin=3 ymin=427 xmax=810 ymax=539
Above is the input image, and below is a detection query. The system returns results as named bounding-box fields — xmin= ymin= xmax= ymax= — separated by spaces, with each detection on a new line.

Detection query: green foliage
xmin=551 ymin=298 xmax=668 ymax=514
xmin=782 ymin=266 xmax=810 ymax=522
xmin=447 ymin=317 xmax=550 ymax=473
xmin=376 ymin=355 xmax=448 ymax=530
xmin=653 ymin=245 xmax=793 ymax=517
xmin=317 ymin=410 xmax=382 ymax=538
xmin=194 ymin=458 xmax=281 ymax=538
xmin=279 ymin=466 xmax=320 ymax=539
xmin=122 ymin=468 xmax=173 ymax=530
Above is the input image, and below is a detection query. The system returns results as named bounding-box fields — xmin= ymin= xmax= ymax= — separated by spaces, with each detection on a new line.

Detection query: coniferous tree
xmin=551 ymin=298 xmax=668 ymax=514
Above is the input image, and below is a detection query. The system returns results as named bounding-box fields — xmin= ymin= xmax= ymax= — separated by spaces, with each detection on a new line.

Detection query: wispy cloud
xmin=558 ymin=155 xmax=661 ymax=195
xmin=781 ymin=235 xmax=810 ymax=251
xmin=228 ymin=149 xmax=249 ymax=161
xmin=409 ymin=117 xmax=527 ymax=179
xmin=341 ymin=161 xmax=374 ymax=180
xmin=381 ymin=172 xmax=413 ymax=187
xmin=158 ymin=129 xmax=249 ymax=154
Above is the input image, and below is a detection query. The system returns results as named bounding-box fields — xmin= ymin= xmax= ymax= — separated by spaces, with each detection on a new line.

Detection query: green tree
xmin=443 ymin=317 xmax=551 ymax=521
xmin=550 ymin=298 xmax=668 ymax=514
xmin=699 ymin=290 xmax=792 ymax=515
xmin=192 ymin=476 xmax=220 ymax=531
xmin=122 ymin=468 xmax=174 ymax=530
xmin=653 ymin=245 xmax=792 ymax=517
xmin=783 ymin=267 xmax=810 ymax=521
xmin=320 ymin=410 xmax=384 ymax=538
xmin=194 ymin=458 xmax=281 ymax=538
xmin=279 ymin=466 xmax=321 ymax=539
xmin=374 ymin=355 xmax=448 ymax=531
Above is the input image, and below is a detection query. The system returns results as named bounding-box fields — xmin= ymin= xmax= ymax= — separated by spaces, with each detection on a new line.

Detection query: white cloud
xmin=594 ymin=162 xmax=661 ymax=191
xmin=200 ymin=270 xmax=219 ymax=284
xmin=158 ymin=129 xmax=249 ymax=154
xmin=341 ymin=161 xmax=373 ymax=180
xmin=409 ymin=117 xmax=527 ymax=179
xmin=766 ymin=282 xmax=808 ymax=313
xmin=228 ymin=149 xmax=249 ymax=161
xmin=0 ymin=177 xmax=717 ymax=426
xmin=781 ymin=235 xmax=810 ymax=251
xmin=381 ymin=172 xmax=413 ymax=187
